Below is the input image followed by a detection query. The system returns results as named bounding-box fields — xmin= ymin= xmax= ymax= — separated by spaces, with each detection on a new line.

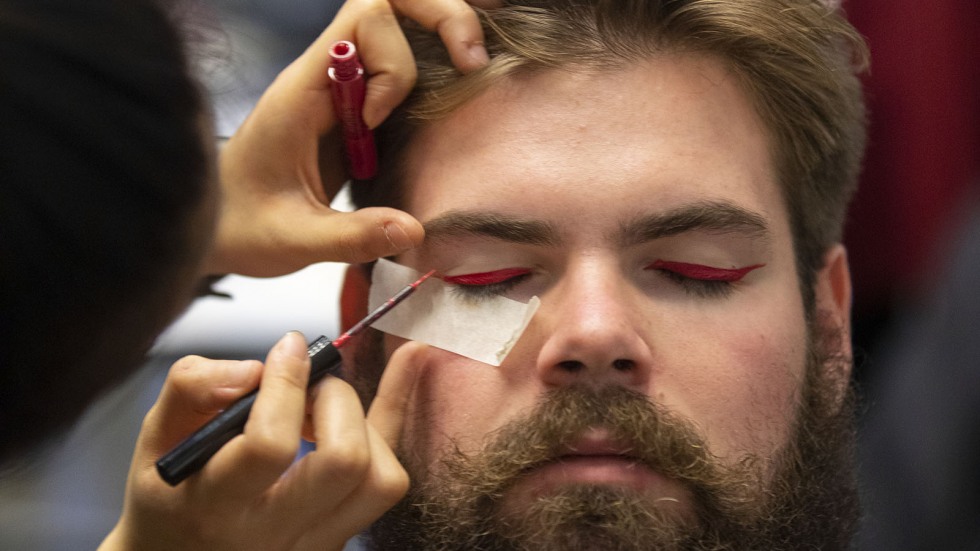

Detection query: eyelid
xmin=648 ymin=260 xmax=765 ymax=282
xmin=441 ymin=268 xmax=532 ymax=286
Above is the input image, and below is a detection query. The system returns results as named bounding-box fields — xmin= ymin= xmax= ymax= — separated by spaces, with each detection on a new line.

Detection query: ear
xmin=811 ymin=243 xmax=854 ymax=395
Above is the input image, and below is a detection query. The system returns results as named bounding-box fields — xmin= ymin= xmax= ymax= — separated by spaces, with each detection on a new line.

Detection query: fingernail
xmin=363 ymin=106 xmax=384 ymax=130
xmin=275 ymin=331 xmax=308 ymax=360
xmin=383 ymin=223 xmax=414 ymax=252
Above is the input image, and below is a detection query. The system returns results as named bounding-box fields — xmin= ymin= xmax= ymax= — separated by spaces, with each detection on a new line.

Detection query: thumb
xmin=294 ymin=207 xmax=424 ymax=264
xmin=366 ymin=341 xmax=428 ymax=448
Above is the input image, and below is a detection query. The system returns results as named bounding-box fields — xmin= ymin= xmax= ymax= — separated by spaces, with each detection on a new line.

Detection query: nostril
xmin=612 ymin=359 xmax=634 ymax=371
xmin=557 ymin=360 xmax=586 ymax=373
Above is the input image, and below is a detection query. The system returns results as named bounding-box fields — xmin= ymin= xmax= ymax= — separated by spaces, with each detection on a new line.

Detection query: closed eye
xmin=442 ymin=268 xmax=532 ymax=302
xmin=647 ymin=260 xmax=764 ymax=298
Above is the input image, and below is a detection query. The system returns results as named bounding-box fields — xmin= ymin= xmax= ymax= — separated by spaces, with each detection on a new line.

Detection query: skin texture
xmin=360 ymin=52 xmax=853 ymax=528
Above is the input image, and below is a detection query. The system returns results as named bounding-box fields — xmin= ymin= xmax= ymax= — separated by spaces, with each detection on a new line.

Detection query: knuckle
xmin=242 ymin=432 xmax=299 ymax=472
xmin=166 ymin=355 xmax=208 ymax=393
xmin=168 ymin=355 xmax=204 ymax=379
xmin=376 ymin=466 xmax=410 ymax=505
xmin=321 ymin=440 xmax=372 ymax=480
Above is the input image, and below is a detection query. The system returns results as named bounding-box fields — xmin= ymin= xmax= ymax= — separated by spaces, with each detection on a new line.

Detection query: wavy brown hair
xmin=353 ymin=0 xmax=869 ymax=310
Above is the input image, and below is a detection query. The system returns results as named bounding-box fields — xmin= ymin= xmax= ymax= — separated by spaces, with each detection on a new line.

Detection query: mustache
xmin=433 ymin=385 xmax=757 ymax=505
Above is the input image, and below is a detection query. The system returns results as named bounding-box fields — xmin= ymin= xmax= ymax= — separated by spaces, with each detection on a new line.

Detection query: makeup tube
xmin=328 ymin=40 xmax=377 ymax=180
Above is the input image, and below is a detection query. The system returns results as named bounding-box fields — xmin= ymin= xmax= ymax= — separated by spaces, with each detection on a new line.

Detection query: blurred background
xmin=0 ymin=0 xmax=977 ymax=549
xmin=846 ymin=1 xmax=980 ymax=549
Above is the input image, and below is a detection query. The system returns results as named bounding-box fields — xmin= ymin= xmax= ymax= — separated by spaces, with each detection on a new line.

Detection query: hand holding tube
xmin=156 ymin=270 xmax=432 ymax=486
xmin=208 ymin=0 xmax=499 ymax=278
xmin=99 ymin=334 xmax=428 ymax=551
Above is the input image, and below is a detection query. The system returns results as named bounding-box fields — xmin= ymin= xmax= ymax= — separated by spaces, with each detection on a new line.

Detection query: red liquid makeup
xmin=441 ymin=268 xmax=532 ymax=286
xmin=649 ymin=260 xmax=764 ymax=281
xmin=328 ymin=40 xmax=377 ymax=180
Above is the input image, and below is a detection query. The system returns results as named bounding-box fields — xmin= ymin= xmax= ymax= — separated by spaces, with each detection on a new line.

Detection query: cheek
xmin=397 ymin=343 xmax=535 ymax=465
xmin=653 ymin=301 xmax=808 ymax=465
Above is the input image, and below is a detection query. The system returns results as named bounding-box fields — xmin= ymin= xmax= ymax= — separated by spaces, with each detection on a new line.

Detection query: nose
xmin=534 ymin=264 xmax=653 ymax=389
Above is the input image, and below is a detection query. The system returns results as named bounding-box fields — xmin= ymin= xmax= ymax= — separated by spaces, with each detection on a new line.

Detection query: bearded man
xmin=340 ymin=0 xmax=868 ymax=548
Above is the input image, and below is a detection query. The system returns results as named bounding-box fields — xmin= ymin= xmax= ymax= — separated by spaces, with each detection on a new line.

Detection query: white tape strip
xmin=369 ymin=259 xmax=540 ymax=366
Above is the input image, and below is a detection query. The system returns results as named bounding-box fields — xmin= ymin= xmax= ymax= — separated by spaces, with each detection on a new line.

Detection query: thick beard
xmin=358 ymin=316 xmax=859 ymax=551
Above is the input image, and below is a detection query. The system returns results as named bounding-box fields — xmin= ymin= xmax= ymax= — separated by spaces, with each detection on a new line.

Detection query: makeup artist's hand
xmin=99 ymin=334 xmax=426 ymax=551
xmin=208 ymin=0 xmax=501 ymax=277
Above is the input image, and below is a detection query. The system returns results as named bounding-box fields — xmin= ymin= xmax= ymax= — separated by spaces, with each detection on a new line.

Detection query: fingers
xmin=281 ymin=0 xmax=410 ymax=127
xmin=282 ymin=0 xmax=492 ymax=130
xmin=390 ymin=0 xmax=492 ymax=73
xmin=115 ymin=334 xmax=419 ymax=551
xmin=286 ymin=343 xmax=426 ymax=550
xmin=294 ymin=206 xmax=425 ymax=265
xmin=139 ymin=357 xmax=262 ymax=458
xmin=366 ymin=341 xmax=427 ymax=448
xmin=196 ymin=332 xmax=311 ymax=500
xmin=350 ymin=8 xmax=417 ymax=129
xmin=288 ymin=426 xmax=409 ymax=550
xmin=212 ymin=0 xmax=495 ymax=278
xmin=272 ymin=375 xmax=373 ymax=524
xmin=208 ymin=198 xmax=425 ymax=276
xmin=291 ymin=341 xmax=426 ymax=503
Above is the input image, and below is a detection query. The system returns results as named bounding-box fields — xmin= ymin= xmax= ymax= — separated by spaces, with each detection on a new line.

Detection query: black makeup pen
xmin=156 ymin=269 xmax=435 ymax=486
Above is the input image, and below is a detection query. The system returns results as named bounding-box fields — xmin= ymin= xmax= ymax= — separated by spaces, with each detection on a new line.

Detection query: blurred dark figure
xmin=0 ymin=0 xmax=211 ymax=465
xmin=858 ymin=196 xmax=980 ymax=550
xmin=845 ymin=0 xmax=980 ymax=549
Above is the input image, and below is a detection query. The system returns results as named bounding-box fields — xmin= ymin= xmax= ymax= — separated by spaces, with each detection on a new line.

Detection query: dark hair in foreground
xmin=353 ymin=0 xmax=869 ymax=310
xmin=0 ymin=0 xmax=211 ymax=464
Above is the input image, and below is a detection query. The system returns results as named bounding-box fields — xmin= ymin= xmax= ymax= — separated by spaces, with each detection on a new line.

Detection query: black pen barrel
xmin=155 ymin=336 xmax=342 ymax=486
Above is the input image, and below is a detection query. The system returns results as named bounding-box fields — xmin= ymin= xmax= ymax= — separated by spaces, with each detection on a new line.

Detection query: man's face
xmin=359 ymin=53 xmax=856 ymax=549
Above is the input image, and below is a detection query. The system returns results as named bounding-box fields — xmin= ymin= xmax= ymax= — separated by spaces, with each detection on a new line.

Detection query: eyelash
xmin=648 ymin=260 xmax=763 ymax=299
xmin=442 ymin=268 xmax=532 ymax=302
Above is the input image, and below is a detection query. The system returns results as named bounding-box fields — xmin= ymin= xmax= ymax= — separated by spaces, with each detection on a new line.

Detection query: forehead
xmin=400 ymin=53 xmax=785 ymax=239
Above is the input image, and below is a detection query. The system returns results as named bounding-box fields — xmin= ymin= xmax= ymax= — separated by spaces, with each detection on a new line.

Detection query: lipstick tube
xmin=328 ymin=40 xmax=377 ymax=181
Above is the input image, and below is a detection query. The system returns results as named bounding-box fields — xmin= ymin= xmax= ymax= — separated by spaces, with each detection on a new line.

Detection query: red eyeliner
xmin=650 ymin=260 xmax=764 ymax=281
xmin=328 ymin=41 xmax=377 ymax=181
xmin=442 ymin=268 xmax=531 ymax=285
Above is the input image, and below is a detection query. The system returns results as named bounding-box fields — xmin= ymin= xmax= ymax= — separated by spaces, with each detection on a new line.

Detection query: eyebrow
xmin=616 ymin=201 xmax=770 ymax=247
xmin=420 ymin=201 xmax=770 ymax=248
xmin=423 ymin=210 xmax=561 ymax=246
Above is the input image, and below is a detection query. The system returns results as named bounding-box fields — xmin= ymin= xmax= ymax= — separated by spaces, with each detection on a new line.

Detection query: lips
xmin=559 ymin=428 xmax=640 ymax=461
xmin=511 ymin=427 xmax=672 ymax=496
